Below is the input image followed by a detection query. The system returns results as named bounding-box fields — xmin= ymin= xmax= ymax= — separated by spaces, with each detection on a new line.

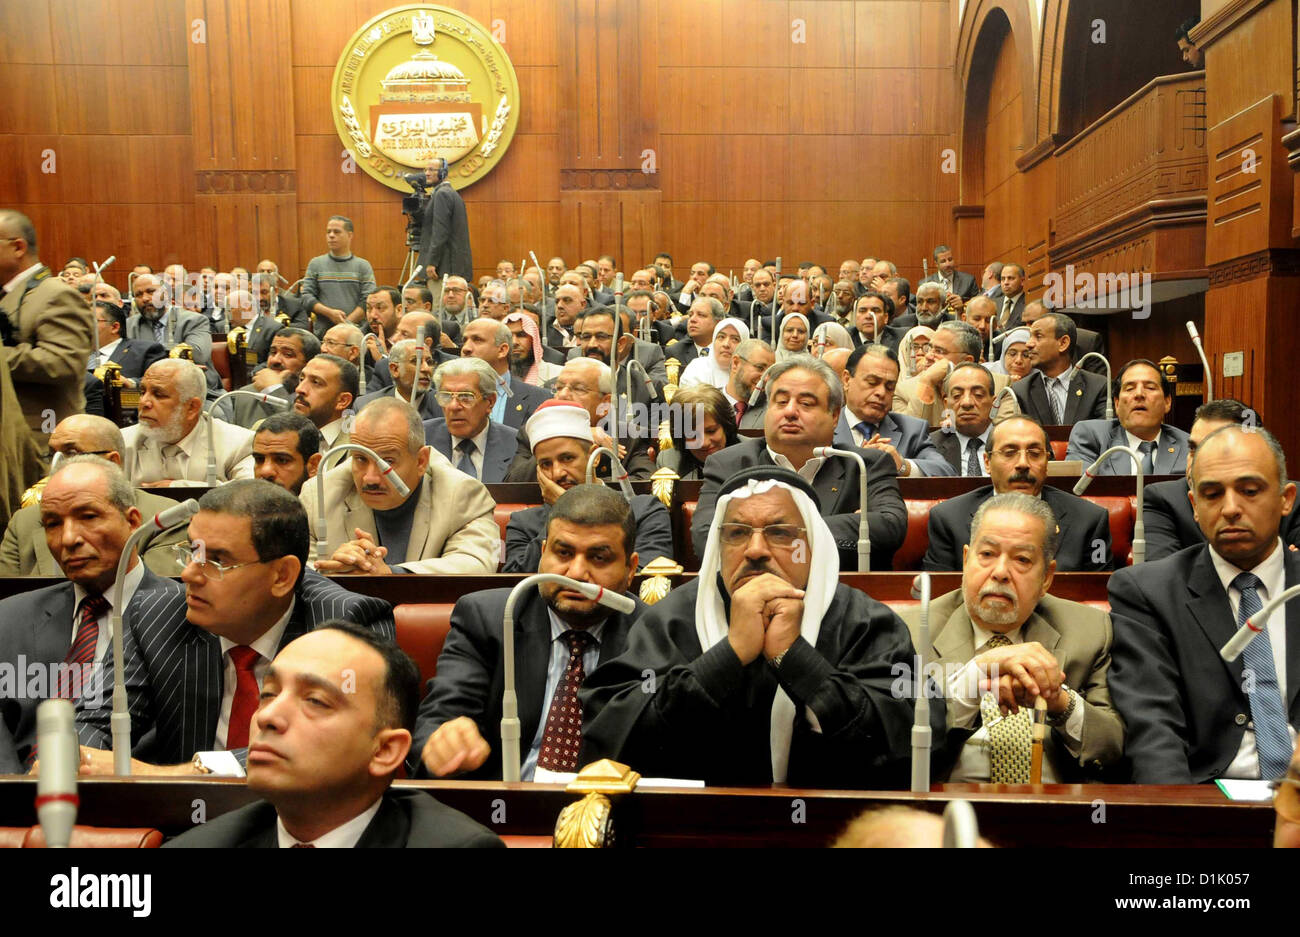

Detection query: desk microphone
xmin=1075 ymin=444 xmax=1146 ymax=563
xmin=36 ymin=699 xmax=79 ymax=847
xmin=747 ymin=367 xmax=772 ymax=407
xmin=585 ymin=445 xmax=635 ymax=500
xmin=1186 ymin=321 xmax=1213 ymax=402
xmin=1075 ymin=352 xmax=1114 ymax=420
xmin=812 ymin=446 xmax=870 ymax=571
xmin=943 ymin=800 xmax=979 ymax=848
xmin=501 ymin=575 xmax=636 ymax=782
xmin=1221 ymin=583 xmax=1300 ymax=661
xmin=313 ymin=444 xmax=410 ymax=560
xmin=205 ymin=390 xmax=291 ymax=485
xmin=911 ymin=571 xmax=932 ymax=793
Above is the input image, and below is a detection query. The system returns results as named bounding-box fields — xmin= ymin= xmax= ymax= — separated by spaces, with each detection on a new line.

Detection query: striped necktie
xmin=59 ymin=595 xmax=109 ymax=699
xmin=1233 ymin=572 xmax=1294 ymax=779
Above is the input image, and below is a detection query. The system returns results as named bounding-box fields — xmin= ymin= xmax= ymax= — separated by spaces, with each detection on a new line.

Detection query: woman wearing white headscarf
xmin=678 ymin=317 xmax=748 ymax=389
xmin=774 ymin=312 xmax=810 ymax=362
xmin=986 ymin=326 xmax=1033 ymax=381
xmin=580 ymin=466 xmax=935 ymax=788
xmin=899 ymin=325 xmax=935 ymax=379
xmin=810 ymin=321 xmax=852 ymax=357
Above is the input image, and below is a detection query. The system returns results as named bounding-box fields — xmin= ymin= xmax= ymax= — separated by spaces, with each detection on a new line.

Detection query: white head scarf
xmin=811 ymin=321 xmax=853 ymax=354
xmin=679 ymin=317 xmax=750 ymax=389
xmin=899 ymin=325 xmax=935 ymax=378
xmin=694 ymin=476 xmax=840 ymax=783
xmin=774 ymin=312 xmax=811 ymax=363
xmin=987 ymin=326 xmax=1031 ymax=377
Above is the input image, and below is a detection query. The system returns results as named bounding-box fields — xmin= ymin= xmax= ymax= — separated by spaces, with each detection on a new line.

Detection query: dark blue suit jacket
xmin=1144 ymin=476 xmax=1300 ymax=561
xmin=1109 ymin=545 xmax=1300 ymax=783
xmin=410 ymin=586 xmax=645 ymax=781
xmin=423 ymin=417 xmax=518 ymax=483
xmin=833 ymin=409 xmax=956 ymax=477
xmin=106 ymin=337 xmax=167 ymax=381
xmin=0 ymin=568 xmax=180 ymax=773
xmin=74 ymin=571 xmax=393 ymax=766
xmin=1066 ymin=419 xmax=1190 ymax=474
xmin=503 ymin=494 xmax=674 ymax=573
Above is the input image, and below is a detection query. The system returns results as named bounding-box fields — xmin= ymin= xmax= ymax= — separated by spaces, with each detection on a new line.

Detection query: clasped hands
xmin=973 ymin=641 xmax=1069 ymax=716
xmin=316 ymin=527 xmax=393 ymax=575
xmin=727 ymin=573 xmax=805 ymax=666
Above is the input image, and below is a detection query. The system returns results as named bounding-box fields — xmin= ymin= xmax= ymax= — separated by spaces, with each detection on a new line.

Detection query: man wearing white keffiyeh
xmin=580 ymin=465 xmax=942 ymax=788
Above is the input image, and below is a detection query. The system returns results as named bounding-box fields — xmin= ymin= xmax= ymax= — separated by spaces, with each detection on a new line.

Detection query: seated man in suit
xmin=994 ymin=263 xmax=1027 ymax=331
xmin=69 ymin=479 xmax=395 ymax=775
xmin=924 ymin=415 xmax=1113 ymax=571
xmin=1018 ymin=299 xmax=1107 ymax=377
xmin=1066 ymin=358 xmax=1190 ymax=474
xmin=214 ymin=327 xmax=320 ymax=429
xmin=353 ymin=339 xmax=439 ymax=421
xmin=503 ymin=402 xmax=671 ymax=573
xmin=848 ymin=291 xmax=899 ymax=352
xmin=1011 ymin=311 xmax=1107 ymax=427
xmin=461 ymin=317 xmax=552 ymax=430
xmin=125 ymin=272 xmax=220 ymax=394
xmin=899 ymin=281 xmax=956 ymax=331
xmin=0 ymin=416 xmax=185 ymax=577
xmin=252 ymin=412 xmax=322 ymax=497
xmin=570 ymin=306 xmax=668 ymax=400
xmin=366 ymin=311 xmax=462 ymax=393
xmin=1145 ymin=399 xmax=1300 ymax=560
xmin=959 ymin=294 xmax=995 ymax=355
xmin=505 ymin=311 xmax=565 ymax=386
xmin=691 ymin=355 xmax=907 ymax=570
xmin=893 ymin=321 xmax=1014 ymax=427
xmin=929 ymin=363 xmax=995 ymax=477
xmin=902 ymin=492 xmax=1124 ymax=782
xmin=0 ymin=456 xmax=184 ymax=772
xmin=423 ymin=357 xmax=518 ymax=484
xmin=305 ymin=396 xmax=499 ymax=575
xmin=1109 ymin=424 xmax=1300 ymax=783
xmin=122 ymin=359 xmax=254 ymax=486
xmin=582 ymin=466 xmax=941 ymax=788
xmin=320 ymin=322 xmax=377 ymax=391
xmin=724 ymin=338 xmax=775 ymax=431
xmin=833 ymin=344 xmax=955 ymax=477
xmin=291 ymin=353 xmax=356 ymax=450
xmin=415 ymin=484 xmax=648 ymax=781
xmin=164 ymin=622 xmax=501 ymax=847
xmin=625 ymin=288 xmax=674 ymax=346
xmin=666 ymin=297 xmax=723 ymax=369
xmin=920 ymin=244 xmax=979 ymax=303
xmin=547 ymin=283 xmax=586 ymax=349
xmin=244 ymin=277 xmax=286 ymax=363
xmin=90 ymin=301 xmax=165 ymax=386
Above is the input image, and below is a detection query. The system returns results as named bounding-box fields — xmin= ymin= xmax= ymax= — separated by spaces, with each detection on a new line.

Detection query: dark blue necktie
xmin=455 ymin=438 xmax=477 ymax=477
xmin=1233 ymin=571 xmax=1294 ymax=779
xmin=855 ymin=421 xmax=876 ymax=445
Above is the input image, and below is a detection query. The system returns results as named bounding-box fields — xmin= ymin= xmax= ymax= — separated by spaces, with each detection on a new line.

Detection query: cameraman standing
xmin=415 ymin=159 xmax=472 ymax=306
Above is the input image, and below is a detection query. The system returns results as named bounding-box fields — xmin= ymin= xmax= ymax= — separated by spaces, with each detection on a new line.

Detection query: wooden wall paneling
xmin=1197 ymin=0 xmax=1297 ymax=126
xmin=789 ymin=0 xmax=854 ymax=68
xmin=294 ymin=135 xmax=370 ymax=206
xmin=54 ymin=65 xmax=190 ymax=136
xmin=513 ymin=66 xmax=559 ymax=135
xmin=721 ymin=0 xmax=790 ymax=68
xmin=468 ymin=133 xmax=562 ymax=203
xmin=788 ymin=69 xmax=855 ymax=135
xmin=292 ymin=67 xmax=337 ymax=135
xmin=715 ymin=202 xmax=790 ymax=271
xmin=1205 ymin=94 xmax=1292 ymax=266
xmin=490 ymin=0 xmax=558 ymax=68
xmin=0 ymin=134 xmax=60 ymax=205
xmin=0 ymin=3 xmax=52 ymax=64
xmin=49 ymin=0 xmax=188 ymax=67
xmin=0 ymin=66 xmax=58 ymax=134
xmin=194 ymin=193 xmax=299 ymax=271
xmin=656 ymin=0 xmax=723 ymax=69
xmin=720 ymin=68 xmax=792 ymax=133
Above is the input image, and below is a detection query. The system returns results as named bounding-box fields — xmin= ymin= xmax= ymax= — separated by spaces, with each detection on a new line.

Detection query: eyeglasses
xmin=1005 ymin=349 xmax=1034 ymax=361
xmin=434 ymin=391 xmax=481 ymax=407
xmin=718 ymin=523 xmax=806 ymax=548
xmin=577 ymin=332 xmax=613 ymax=343
xmin=174 ymin=541 xmax=265 ymax=579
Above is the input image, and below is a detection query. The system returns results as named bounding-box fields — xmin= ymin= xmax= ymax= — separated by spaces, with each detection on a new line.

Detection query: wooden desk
xmin=0 ymin=778 xmax=1269 ymax=847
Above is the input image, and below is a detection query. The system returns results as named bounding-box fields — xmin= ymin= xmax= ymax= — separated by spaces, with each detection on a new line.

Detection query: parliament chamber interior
xmin=1 ymin=0 xmax=1299 ymax=877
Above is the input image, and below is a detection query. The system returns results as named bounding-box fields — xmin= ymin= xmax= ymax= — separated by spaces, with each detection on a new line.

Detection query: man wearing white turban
xmin=581 ymin=465 xmax=942 ymax=787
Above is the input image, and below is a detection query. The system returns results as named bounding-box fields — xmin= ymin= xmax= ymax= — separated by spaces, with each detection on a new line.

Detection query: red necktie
xmin=59 ymin=595 xmax=109 ymax=699
xmin=734 ymin=400 xmax=746 ymax=421
xmin=225 ymin=646 xmax=261 ymax=750
xmin=536 ymin=630 xmax=595 ymax=772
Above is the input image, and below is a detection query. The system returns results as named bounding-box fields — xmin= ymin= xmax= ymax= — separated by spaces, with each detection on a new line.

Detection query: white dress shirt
xmin=945 ymin=617 xmax=1086 ymax=783
xmin=215 ymin=598 xmax=295 ymax=750
xmin=93 ymin=338 xmax=123 ymax=370
xmin=319 ymin=418 xmax=345 ymax=449
xmin=955 ymin=426 xmax=992 ymax=476
xmin=1040 ymin=365 xmax=1075 ymax=423
xmin=277 ymin=797 xmax=382 ymax=848
xmin=766 ymin=446 xmax=825 ymax=484
xmin=1208 ymin=540 xmax=1297 ymax=779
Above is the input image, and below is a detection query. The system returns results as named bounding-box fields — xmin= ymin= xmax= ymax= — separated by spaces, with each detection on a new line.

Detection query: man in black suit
xmin=625 ymin=288 xmax=674 ymax=346
xmin=0 ymin=456 xmax=182 ymax=772
xmin=994 ymin=263 xmax=1027 ymax=330
xmin=353 ymin=339 xmax=441 ymax=421
xmin=919 ymin=245 xmax=979 ymax=304
xmin=924 ymin=415 xmax=1113 ymax=571
xmin=1011 ymin=311 xmax=1108 ymax=427
xmin=165 ymin=622 xmax=501 ymax=847
xmin=460 ymin=317 xmax=552 ymax=430
xmin=847 ymin=291 xmax=896 ymax=351
xmin=1110 ymin=425 xmax=1300 ymax=783
xmin=1145 ymin=400 xmax=1300 ymax=559
xmin=1018 ymin=299 xmax=1107 ymax=377
xmin=413 ymin=484 xmax=647 ymax=781
xmin=665 ymin=297 xmax=723 ymax=369
xmin=691 ymin=356 xmax=907 ymax=571
xmin=415 ymin=158 xmax=472 ymax=284
xmin=90 ymin=301 xmax=165 ymax=385
xmin=929 ymin=362 xmax=996 ymax=476
xmin=73 ymin=480 xmax=394 ymax=775
xmin=503 ymin=402 xmax=672 ymax=572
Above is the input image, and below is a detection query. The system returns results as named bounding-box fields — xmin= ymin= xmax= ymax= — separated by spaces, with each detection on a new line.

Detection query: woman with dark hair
xmin=662 ymin=384 xmax=738 ymax=481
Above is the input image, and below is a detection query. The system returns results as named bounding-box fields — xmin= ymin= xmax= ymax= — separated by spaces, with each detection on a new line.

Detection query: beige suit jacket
xmin=301 ymin=447 xmax=499 ymax=574
xmin=900 ymin=590 xmax=1125 ymax=780
xmin=1 ymin=268 xmax=94 ymax=447
xmin=893 ymin=369 xmax=1017 ymax=427
xmin=0 ymin=488 xmax=186 ymax=577
xmin=122 ymin=417 xmax=255 ymax=485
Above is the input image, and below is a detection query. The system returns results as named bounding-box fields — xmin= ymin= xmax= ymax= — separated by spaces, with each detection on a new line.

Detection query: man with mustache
xmin=291 ymin=353 xmax=356 ymax=449
xmin=581 ymin=466 xmax=941 ymax=787
xmin=902 ymin=492 xmax=1124 ymax=782
xmin=1110 ymin=424 xmax=1300 ymax=783
xmin=213 ymin=327 xmax=320 ymax=429
xmin=1066 ymin=359 xmax=1190 ymax=474
xmin=924 ymin=415 xmax=1113 ymax=571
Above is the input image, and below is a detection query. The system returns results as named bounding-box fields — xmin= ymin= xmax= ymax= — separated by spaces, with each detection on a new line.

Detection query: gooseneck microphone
xmin=1075 ymin=444 xmax=1146 ymax=563
xmin=314 ymin=444 xmax=411 ymax=560
xmin=36 ymin=699 xmax=79 ymax=847
xmin=205 ymin=390 xmax=291 ymax=486
xmin=812 ymin=446 xmax=871 ymax=571
xmin=1186 ymin=321 xmax=1214 ymax=402
xmin=585 ymin=445 xmax=635 ymax=500
xmin=912 ymin=571 xmax=932 ymax=793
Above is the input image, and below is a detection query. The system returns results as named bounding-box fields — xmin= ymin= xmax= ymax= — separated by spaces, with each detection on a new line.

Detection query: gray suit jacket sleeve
xmin=1065 ymin=420 xmax=1106 ymax=466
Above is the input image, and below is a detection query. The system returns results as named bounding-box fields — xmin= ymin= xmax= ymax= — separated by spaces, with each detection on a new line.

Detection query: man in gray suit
xmin=902 ymin=492 xmax=1124 ymax=782
xmin=1011 ymin=311 xmax=1108 ymax=427
xmin=724 ymin=337 xmax=774 ymax=430
xmin=1066 ymin=358 xmax=1190 ymax=474
xmin=0 ymin=456 xmax=183 ymax=772
xmin=423 ymin=357 xmax=518 ymax=483
xmin=71 ymin=480 xmax=394 ymax=775
xmin=125 ymin=273 xmax=217 ymax=388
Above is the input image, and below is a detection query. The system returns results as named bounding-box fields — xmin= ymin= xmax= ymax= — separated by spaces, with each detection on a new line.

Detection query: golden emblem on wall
xmin=330 ymin=5 xmax=520 ymax=192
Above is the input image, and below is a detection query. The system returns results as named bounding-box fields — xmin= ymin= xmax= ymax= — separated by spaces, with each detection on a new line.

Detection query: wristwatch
xmin=769 ymin=650 xmax=788 ymax=670
xmin=1047 ymin=685 xmax=1078 ymax=727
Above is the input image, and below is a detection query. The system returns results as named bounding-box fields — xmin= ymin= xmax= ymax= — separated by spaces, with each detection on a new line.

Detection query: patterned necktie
xmin=290 ymin=842 xmax=315 ymax=848
xmin=734 ymin=400 xmax=746 ymax=422
xmin=1137 ymin=440 xmax=1156 ymax=475
xmin=979 ymin=633 xmax=1033 ymax=783
xmin=1049 ymin=376 xmax=1064 ymax=424
xmin=1233 ymin=572 xmax=1293 ymax=779
xmin=454 ymin=438 xmax=477 ymax=477
xmin=59 ymin=594 xmax=109 ymax=699
xmin=1001 ymin=296 xmax=1013 ymax=328
xmin=536 ymin=630 xmax=596 ymax=772
xmin=225 ymin=646 xmax=261 ymax=750
xmin=965 ymin=438 xmax=984 ymax=477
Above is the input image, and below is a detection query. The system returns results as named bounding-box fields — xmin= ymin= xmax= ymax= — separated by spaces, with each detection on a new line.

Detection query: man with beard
xmin=439 ymin=276 xmax=475 ymax=332
xmin=252 ymin=412 xmax=322 ymax=496
xmin=569 ymin=306 xmax=667 ymax=405
xmin=124 ymin=272 xmax=220 ymax=395
xmin=581 ymin=466 xmax=941 ymax=788
xmin=122 ymin=359 xmax=254 ymax=486
xmin=361 ymin=287 xmax=402 ymax=380
xmin=291 ymin=354 xmax=357 ymax=450
xmin=548 ymin=282 xmax=586 ymax=349
xmin=924 ymin=415 xmax=1113 ymax=571
xmin=214 ymin=327 xmax=320 ymax=429
xmin=244 ymin=276 xmax=285 ymax=362
xmin=724 ymin=338 xmax=775 ymax=430
xmin=505 ymin=311 xmax=565 ymax=385
xmin=502 ymin=401 xmax=672 ymax=572
xmin=902 ymin=492 xmax=1124 ymax=782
